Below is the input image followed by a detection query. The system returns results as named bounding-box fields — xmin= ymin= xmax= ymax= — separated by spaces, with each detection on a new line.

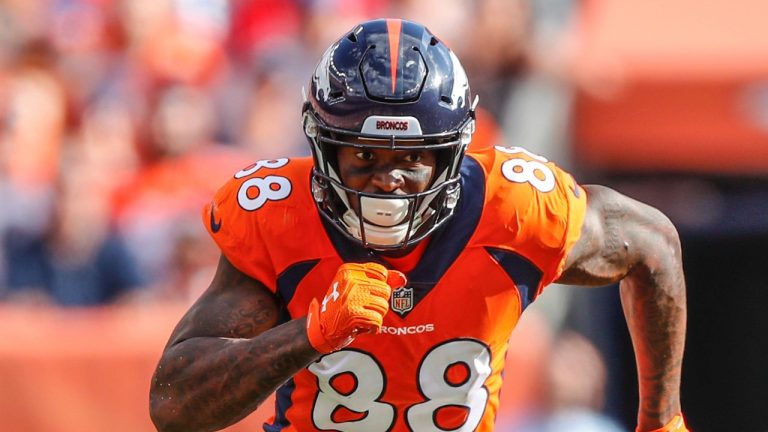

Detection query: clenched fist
xmin=306 ymin=262 xmax=407 ymax=353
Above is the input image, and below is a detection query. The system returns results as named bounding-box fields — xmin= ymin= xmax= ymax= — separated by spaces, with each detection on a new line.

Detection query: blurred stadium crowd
xmin=2 ymin=0 xmax=766 ymax=431
xmin=0 ymin=0 xmax=579 ymax=307
xmin=0 ymin=1 xmax=628 ymax=430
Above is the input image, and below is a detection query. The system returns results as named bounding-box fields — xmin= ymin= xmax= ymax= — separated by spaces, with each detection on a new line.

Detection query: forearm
xmin=150 ymin=317 xmax=319 ymax=432
xmin=620 ymin=258 xmax=687 ymax=430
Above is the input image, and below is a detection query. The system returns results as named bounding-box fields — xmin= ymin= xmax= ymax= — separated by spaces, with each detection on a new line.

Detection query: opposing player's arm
xmin=556 ymin=184 xmax=687 ymax=431
xmin=149 ymin=254 xmax=320 ymax=432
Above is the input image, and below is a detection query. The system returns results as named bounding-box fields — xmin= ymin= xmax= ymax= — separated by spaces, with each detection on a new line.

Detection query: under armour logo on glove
xmin=321 ymin=282 xmax=340 ymax=313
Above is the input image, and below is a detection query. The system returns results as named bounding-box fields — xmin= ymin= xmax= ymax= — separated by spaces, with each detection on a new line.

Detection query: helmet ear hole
xmin=304 ymin=113 xmax=318 ymax=138
xmin=444 ymin=183 xmax=461 ymax=210
xmin=311 ymin=177 xmax=327 ymax=203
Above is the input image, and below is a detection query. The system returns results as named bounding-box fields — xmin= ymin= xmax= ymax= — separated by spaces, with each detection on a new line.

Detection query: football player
xmin=150 ymin=19 xmax=688 ymax=432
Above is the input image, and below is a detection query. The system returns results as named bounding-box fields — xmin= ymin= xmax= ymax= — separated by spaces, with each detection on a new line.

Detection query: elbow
xmin=657 ymin=215 xmax=683 ymax=270
xmin=149 ymin=367 xmax=174 ymax=431
xmin=622 ymin=208 xmax=685 ymax=284
xmin=150 ymin=376 xmax=197 ymax=432
xmin=662 ymin=210 xmax=681 ymax=249
xmin=637 ymin=207 xmax=683 ymax=271
xmin=149 ymin=393 xmax=182 ymax=432
xmin=627 ymin=213 xmax=686 ymax=300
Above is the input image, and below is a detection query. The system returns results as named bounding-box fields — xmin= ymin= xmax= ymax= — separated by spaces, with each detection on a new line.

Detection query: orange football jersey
xmin=202 ymin=145 xmax=587 ymax=432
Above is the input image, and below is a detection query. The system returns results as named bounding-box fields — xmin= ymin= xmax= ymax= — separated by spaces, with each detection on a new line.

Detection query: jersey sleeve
xmin=202 ymin=170 xmax=278 ymax=292
xmin=476 ymin=146 xmax=588 ymax=292
xmin=550 ymin=167 xmax=587 ymax=283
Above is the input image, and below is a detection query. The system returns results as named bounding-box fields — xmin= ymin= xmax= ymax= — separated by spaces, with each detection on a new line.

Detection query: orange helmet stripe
xmin=386 ymin=19 xmax=402 ymax=94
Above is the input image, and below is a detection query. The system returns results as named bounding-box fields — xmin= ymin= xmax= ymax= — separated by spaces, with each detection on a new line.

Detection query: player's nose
xmin=370 ymin=168 xmax=405 ymax=193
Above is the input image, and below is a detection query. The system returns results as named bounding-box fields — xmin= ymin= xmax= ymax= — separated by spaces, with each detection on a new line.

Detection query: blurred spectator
xmin=303 ymin=0 xmax=390 ymax=55
xmin=461 ymin=0 xmax=533 ymax=117
xmin=0 ymin=39 xmax=68 ymax=297
xmin=137 ymin=0 xmax=229 ymax=86
xmin=3 ymin=144 xmax=144 ymax=306
xmin=237 ymin=56 xmax=311 ymax=159
xmin=114 ymin=84 xmax=248 ymax=301
xmin=228 ymin=0 xmax=302 ymax=62
xmin=0 ymin=39 xmax=65 ymax=200
xmin=498 ymin=0 xmax=580 ymax=167
xmin=502 ymin=331 xmax=625 ymax=432
xmin=0 ymin=1 xmax=580 ymax=312
xmin=390 ymin=0 xmax=471 ymax=51
xmin=77 ymin=97 xmax=142 ymax=194
xmin=45 ymin=0 xmax=125 ymax=109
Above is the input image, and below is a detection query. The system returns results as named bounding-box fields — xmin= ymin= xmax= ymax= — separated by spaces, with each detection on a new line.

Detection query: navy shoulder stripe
xmin=277 ymin=259 xmax=320 ymax=307
xmin=485 ymin=247 xmax=543 ymax=311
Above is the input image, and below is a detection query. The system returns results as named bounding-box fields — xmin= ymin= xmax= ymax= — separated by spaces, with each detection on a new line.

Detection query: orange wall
xmin=0 ymin=303 xmax=547 ymax=432
xmin=0 ymin=304 xmax=273 ymax=432
xmin=571 ymin=0 xmax=768 ymax=173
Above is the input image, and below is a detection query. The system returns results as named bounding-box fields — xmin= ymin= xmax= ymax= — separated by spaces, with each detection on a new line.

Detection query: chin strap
xmin=313 ymin=160 xmax=455 ymax=248
xmin=341 ymin=209 xmax=430 ymax=247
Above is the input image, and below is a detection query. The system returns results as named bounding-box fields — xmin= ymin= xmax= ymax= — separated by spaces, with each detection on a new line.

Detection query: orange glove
xmin=637 ymin=414 xmax=689 ymax=432
xmin=306 ymin=262 xmax=407 ymax=354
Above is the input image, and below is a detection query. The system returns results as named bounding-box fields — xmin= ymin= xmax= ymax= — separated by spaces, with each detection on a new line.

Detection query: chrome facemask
xmin=305 ymin=110 xmax=473 ymax=250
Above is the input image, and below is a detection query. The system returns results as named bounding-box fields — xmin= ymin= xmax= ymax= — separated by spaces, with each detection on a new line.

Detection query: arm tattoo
xmin=559 ymin=185 xmax=687 ymax=429
xmin=150 ymin=256 xmax=321 ymax=431
xmin=151 ymin=319 xmax=318 ymax=431
xmin=620 ymin=229 xmax=686 ymax=429
xmin=557 ymin=195 xmax=632 ymax=286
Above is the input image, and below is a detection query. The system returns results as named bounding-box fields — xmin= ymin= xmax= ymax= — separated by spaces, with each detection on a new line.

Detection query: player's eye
xmin=403 ymin=152 xmax=423 ymax=163
xmin=355 ymin=150 xmax=375 ymax=161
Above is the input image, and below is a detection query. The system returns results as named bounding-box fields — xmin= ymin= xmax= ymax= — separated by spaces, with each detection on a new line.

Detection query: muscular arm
xmin=556 ymin=185 xmax=687 ymax=430
xmin=149 ymin=255 xmax=321 ymax=432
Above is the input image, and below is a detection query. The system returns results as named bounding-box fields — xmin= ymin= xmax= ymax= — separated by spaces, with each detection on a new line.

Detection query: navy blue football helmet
xmin=303 ymin=18 xmax=477 ymax=250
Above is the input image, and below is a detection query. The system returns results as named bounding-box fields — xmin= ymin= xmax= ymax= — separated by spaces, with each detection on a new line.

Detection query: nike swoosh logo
xmin=571 ymin=183 xmax=581 ymax=198
xmin=209 ymin=205 xmax=222 ymax=233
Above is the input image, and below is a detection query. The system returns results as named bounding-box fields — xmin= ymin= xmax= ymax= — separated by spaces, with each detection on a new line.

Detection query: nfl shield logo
xmin=391 ymin=286 xmax=413 ymax=314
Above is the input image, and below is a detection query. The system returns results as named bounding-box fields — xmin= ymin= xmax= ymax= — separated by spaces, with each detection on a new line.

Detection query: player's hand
xmin=306 ymin=262 xmax=406 ymax=354
xmin=637 ymin=414 xmax=689 ymax=432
